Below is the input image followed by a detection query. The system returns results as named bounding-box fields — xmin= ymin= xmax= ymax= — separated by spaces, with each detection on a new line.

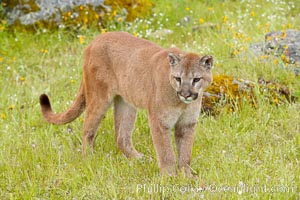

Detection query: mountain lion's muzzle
xmin=177 ymin=83 xmax=199 ymax=104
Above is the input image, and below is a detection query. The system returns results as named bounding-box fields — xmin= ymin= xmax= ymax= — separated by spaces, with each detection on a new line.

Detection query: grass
xmin=0 ymin=0 xmax=299 ymax=199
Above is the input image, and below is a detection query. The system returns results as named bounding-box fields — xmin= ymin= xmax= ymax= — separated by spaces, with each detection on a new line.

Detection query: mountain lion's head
xmin=168 ymin=53 xmax=213 ymax=104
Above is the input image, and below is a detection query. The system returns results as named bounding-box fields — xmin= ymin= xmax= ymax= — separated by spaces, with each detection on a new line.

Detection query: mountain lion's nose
xmin=178 ymin=91 xmax=192 ymax=99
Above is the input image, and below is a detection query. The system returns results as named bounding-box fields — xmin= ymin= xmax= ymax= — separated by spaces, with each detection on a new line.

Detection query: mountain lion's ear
xmin=168 ymin=53 xmax=181 ymax=67
xmin=199 ymin=55 xmax=213 ymax=70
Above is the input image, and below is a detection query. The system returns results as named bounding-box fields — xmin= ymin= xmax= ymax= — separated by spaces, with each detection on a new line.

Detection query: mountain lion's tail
xmin=39 ymin=83 xmax=85 ymax=125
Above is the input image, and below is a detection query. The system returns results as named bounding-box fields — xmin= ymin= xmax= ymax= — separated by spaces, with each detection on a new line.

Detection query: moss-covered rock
xmin=202 ymin=74 xmax=295 ymax=115
xmin=2 ymin=0 xmax=153 ymax=31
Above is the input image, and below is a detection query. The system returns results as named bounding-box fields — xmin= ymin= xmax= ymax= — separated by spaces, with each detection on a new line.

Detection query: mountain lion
xmin=40 ymin=32 xmax=213 ymax=176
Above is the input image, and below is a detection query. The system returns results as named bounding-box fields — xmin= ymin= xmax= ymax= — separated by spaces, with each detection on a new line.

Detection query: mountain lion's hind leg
xmin=114 ymin=96 xmax=143 ymax=158
xmin=82 ymin=93 xmax=112 ymax=155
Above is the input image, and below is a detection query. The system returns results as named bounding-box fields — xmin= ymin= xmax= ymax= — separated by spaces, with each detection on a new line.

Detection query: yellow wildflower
xmin=281 ymin=30 xmax=287 ymax=38
xmin=199 ymin=18 xmax=205 ymax=24
xmin=20 ymin=76 xmax=25 ymax=81
xmin=117 ymin=17 xmax=123 ymax=22
xmin=1 ymin=113 xmax=6 ymax=119
xmin=0 ymin=57 xmax=3 ymax=62
xmin=0 ymin=20 xmax=5 ymax=31
xmin=101 ymin=29 xmax=107 ymax=34
xmin=250 ymin=11 xmax=255 ymax=17
xmin=273 ymin=98 xmax=279 ymax=104
xmin=234 ymin=32 xmax=239 ymax=39
xmin=185 ymin=7 xmax=190 ymax=11
xmin=79 ymin=35 xmax=85 ymax=44
xmin=281 ymin=54 xmax=289 ymax=63
xmin=274 ymin=59 xmax=278 ymax=65
xmin=245 ymin=36 xmax=251 ymax=42
xmin=232 ymin=50 xmax=239 ymax=56
xmin=223 ymin=16 xmax=227 ymax=24
xmin=266 ymin=36 xmax=272 ymax=41
xmin=133 ymin=32 xmax=139 ymax=37
xmin=80 ymin=6 xmax=84 ymax=11
xmin=40 ymin=49 xmax=48 ymax=53
xmin=287 ymin=23 xmax=292 ymax=28
xmin=9 ymin=104 xmax=15 ymax=110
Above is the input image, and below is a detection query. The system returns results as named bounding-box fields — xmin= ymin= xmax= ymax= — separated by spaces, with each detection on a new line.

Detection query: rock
xmin=249 ymin=29 xmax=300 ymax=75
xmin=2 ymin=0 xmax=154 ymax=30
xmin=202 ymin=74 xmax=296 ymax=115
xmin=264 ymin=30 xmax=300 ymax=64
xmin=5 ymin=0 xmax=106 ymax=27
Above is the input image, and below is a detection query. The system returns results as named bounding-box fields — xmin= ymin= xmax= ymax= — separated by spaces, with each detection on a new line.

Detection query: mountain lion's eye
xmin=193 ymin=78 xmax=202 ymax=83
xmin=174 ymin=77 xmax=181 ymax=83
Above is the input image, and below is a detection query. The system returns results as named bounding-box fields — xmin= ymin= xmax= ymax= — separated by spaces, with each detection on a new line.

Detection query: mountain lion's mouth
xmin=178 ymin=93 xmax=198 ymax=104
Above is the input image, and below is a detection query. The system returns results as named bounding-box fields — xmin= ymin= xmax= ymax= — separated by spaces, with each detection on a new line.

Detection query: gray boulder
xmin=250 ymin=30 xmax=300 ymax=75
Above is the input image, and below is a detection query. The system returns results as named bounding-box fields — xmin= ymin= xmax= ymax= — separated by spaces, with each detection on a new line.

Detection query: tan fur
xmin=40 ymin=32 xmax=213 ymax=176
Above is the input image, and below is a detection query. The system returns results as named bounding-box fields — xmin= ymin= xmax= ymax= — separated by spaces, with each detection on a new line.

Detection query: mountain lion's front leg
xmin=148 ymin=115 xmax=176 ymax=176
xmin=175 ymin=122 xmax=196 ymax=176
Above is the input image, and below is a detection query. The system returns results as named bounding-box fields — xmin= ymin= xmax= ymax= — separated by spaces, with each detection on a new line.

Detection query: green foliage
xmin=0 ymin=3 xmax=5 ymax=18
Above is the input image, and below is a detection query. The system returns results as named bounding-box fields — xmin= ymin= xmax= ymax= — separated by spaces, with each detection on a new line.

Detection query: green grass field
xmin=0 ymin=0 xmax=299 ymax=199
